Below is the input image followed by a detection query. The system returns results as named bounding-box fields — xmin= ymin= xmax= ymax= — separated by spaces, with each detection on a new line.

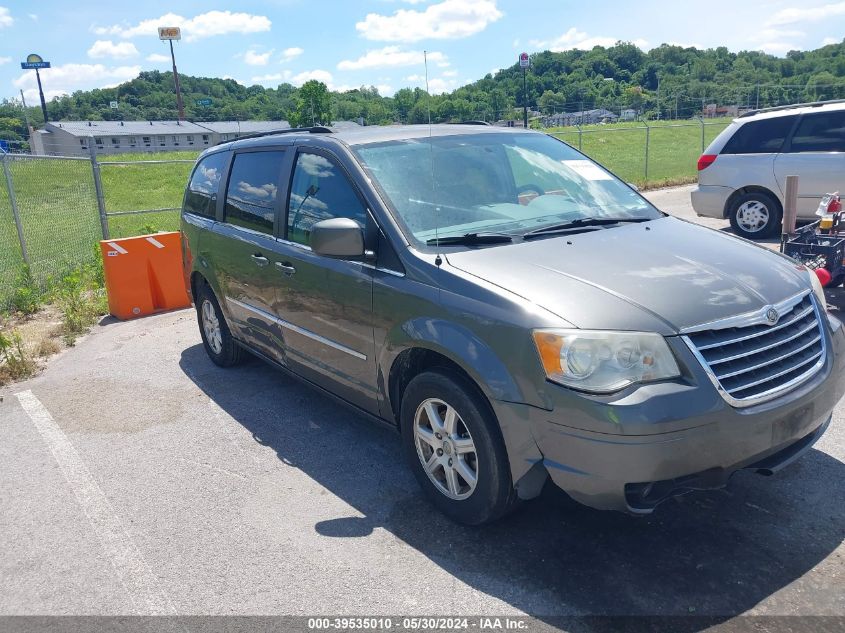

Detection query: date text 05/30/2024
xmin=307 ymin=617 xmax=529 ymax=630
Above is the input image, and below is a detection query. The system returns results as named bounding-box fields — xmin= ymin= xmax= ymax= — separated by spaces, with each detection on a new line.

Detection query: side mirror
xmin=310 ymin=217 xmax=365 ymax=258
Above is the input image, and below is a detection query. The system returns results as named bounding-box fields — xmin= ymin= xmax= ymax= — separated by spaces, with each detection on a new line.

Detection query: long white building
xmin=30 ymin=120 xmax=291 ymax=156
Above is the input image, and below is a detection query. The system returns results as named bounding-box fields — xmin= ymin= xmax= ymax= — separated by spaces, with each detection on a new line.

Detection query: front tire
xmin=400 ymin=369 xmax=518 ymax=525
xmin=196 ymin=284 xmax=243 ymax=367
xmin=728 ymin=191 xmax=782 ymax=240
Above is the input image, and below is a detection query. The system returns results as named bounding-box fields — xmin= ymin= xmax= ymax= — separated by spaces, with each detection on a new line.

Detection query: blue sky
xmin=1 ymin=0 xmax=843 ymax=103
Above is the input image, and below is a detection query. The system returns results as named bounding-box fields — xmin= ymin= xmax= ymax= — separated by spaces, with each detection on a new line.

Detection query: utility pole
xmin=19 ymin=90 xmax=32 ymax=148
xmin=656 ymin=74 xmax=660 ymax=120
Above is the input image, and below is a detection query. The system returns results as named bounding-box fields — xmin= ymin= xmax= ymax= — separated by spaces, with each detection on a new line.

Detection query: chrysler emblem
xmin=765 ymin=307 xmax=779 ymax=324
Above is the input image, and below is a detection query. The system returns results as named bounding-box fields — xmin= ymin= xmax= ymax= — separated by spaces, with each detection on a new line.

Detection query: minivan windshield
xmin=353 ymin=132 xmax=662 ymax=246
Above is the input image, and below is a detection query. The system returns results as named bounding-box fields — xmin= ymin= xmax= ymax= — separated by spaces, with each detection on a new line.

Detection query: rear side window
xmin=789 ymin=111 xmax=845 ymax=152
xmin=184 ymin=152 xmax=227 ymax=218
xmin=721 ymin=116 xmax=795 ymax=154
xmin=224 ymin=151 xmax=285 ymax=234
xmin=286 ymin=152 xmax=366 ymax=245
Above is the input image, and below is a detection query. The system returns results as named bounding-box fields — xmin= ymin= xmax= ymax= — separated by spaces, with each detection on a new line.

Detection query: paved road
xmin=1 ymin=187 xmax=844 ymax=626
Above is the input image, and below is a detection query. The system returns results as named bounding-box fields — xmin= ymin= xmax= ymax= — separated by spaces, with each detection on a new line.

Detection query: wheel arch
xmin=723 ymin=185 xmax=783 ymax=219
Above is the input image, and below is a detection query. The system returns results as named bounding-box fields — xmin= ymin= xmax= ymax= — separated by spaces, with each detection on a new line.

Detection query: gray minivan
xmin=181 ymin=124 xmax=845 ymax=525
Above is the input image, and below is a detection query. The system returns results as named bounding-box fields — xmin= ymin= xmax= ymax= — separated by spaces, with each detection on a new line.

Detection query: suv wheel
xmin=400 ymin=369 xmax=518 ymax=525
xmin=197 ymin=284 xmax=243 ymax=367
xmin=728 ymin=192 xmax=782 ymax=239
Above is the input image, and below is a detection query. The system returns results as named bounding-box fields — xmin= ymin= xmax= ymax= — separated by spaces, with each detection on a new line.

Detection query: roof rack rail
xmin=215 ymin=126 xmax=333 ymax=145
xmin=738 ymin=99 xmax=845 ymax=118
xmin=456 ymin=120 xmax=491 ymax=126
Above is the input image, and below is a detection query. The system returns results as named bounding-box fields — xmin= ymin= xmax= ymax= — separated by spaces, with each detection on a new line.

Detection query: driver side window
xmin=287 ymin=152 xmax=366 ymax=246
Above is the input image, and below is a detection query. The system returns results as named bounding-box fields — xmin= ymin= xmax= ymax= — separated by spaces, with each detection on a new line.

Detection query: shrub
xmin=55 ymin=265 xmax=108 ymax=346
xmin=10 ymin=265 xmax=44 ymax=316
xmin=0 ymin=329 xmax=37 ymax=383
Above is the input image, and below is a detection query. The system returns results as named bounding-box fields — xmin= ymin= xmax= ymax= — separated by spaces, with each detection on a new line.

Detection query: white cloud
xmin=822 ymin=36 xmax=841 ymax=45
xmin=251 ymin=71 xmax=293 ymax=85
xmin=93 ymin=10 xmax=271 ymax=42
xmin=0 ymin=56 xmax=10 ymax=65
xmin=404 ymin=73 xmax=424 ymax=81
xmin=338 ymin=46 xmax=448 ymax=70
xmin=356 ymin=0 xmax=503 ymax=42
xmin=427 ymin=77 xmax=458 ymax=94
xmin=281 ymin=47 xmax=303 ymax=61
xmin=243 ymin=49 xmax=273 ymax=66
xmin=442 ymin=69 xmax=458 ymax=77
xmin=87 ymin=40 xmax=140 ymax=59
xmin=376 ymin=84 xmax=393 ymax=96
xmin=28 ymin=13 xmax=37 ymax=21
xmin=14 ymin=63 xmax=141 ymax=103
xmin=291 ymin=69 xmax=334 ymax=86
xmin=146 ymin=53 xmax=170 ymax=63
xmin=530 ymin=27 xmax=648 ymax=52
xmin=0 ymin=6 xmax=12 ymax=28
xmin=749 ymin=28 xmax=805 ymax=55
xmin=766 ymin=1 xmax=845 ymax=25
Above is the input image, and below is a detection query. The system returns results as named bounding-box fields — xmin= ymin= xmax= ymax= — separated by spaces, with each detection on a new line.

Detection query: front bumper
xmin=691 ymin=184 xmax=732 ymax=219
xmin=495 ymin=315 xmax=845 ymax=513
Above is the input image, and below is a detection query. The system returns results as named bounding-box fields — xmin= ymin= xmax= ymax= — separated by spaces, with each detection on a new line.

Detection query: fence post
xmin=89 ymin=141 xmax=110 ymax=240
xmin=698 ymin=115 xmax=705 ymax=153
xmin=2 ymin=154 xmax=30 ymax=265
xmin=576 ymin=124 xmax=582 ymax=151
xmin=643 ymin=120 xmax=650 ymax=182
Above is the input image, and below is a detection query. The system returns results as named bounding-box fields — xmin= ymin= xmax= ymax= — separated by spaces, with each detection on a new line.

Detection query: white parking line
xmin=14 ymin=390 xmax=177 ymax=615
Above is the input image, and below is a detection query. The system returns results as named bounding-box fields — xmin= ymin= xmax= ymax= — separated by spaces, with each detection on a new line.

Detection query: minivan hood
xmin=445 ymin=217 xmax=809 ymax=334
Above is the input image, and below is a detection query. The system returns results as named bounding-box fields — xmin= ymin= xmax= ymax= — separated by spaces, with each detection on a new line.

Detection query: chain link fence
xmin=0 ymin=149 xmax=196 ymax=309
xmin=549 ymin=118 xmax=730 ymax=184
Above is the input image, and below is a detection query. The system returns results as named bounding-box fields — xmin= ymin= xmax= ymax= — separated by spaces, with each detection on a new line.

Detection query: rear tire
xmin=400 ymin=369 xmax=518 ymax=525
xmin=196 ymin=284 xmax=243 ymax=367
xmin=728 ymin=191 xmax=782 ymax=240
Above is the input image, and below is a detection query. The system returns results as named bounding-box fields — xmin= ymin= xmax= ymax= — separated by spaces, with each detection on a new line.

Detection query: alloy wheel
xmin=413 ymin=398 xmax=479 ymax=500
xmin=201 ymin=299 xmax=223 ymax=355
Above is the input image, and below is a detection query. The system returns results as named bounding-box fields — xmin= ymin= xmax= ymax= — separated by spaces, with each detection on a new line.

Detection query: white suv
xmin=691 ymin=100 xmax=845 ymax=239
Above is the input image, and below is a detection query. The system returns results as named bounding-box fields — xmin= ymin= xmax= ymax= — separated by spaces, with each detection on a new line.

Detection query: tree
xmin=290 ymin=80 xmax=332 ymax=127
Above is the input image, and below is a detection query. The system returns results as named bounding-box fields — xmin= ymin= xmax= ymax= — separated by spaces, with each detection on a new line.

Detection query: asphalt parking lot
xmin=2 ymin=185 xmax=844 ymax=627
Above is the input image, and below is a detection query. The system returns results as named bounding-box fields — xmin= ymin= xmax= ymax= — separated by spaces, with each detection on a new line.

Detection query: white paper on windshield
xmin=561 ymin=160 xmax=613 ymax=181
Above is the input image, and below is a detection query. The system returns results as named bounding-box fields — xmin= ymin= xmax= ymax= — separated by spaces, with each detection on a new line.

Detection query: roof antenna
xmin=424 ymin=50 xmax=442 ymax=266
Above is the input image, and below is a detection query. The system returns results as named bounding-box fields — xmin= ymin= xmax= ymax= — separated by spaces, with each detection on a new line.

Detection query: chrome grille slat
xmin=706 ymin=319 xmax=819 ymax=366
xmin=714 ymin=334 xmax=822 ymax=380
xmin=683 ymin=292 xmax=826 ymax=407
xmin=724 ymin=350 xmax=822 ymax=395
xmin=693 ymin=304 xmax=814 ymax=350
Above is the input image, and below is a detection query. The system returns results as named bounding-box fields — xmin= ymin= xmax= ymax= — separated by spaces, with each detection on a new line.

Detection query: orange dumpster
xmin=99 ymin=231 xmax=191 ymax=320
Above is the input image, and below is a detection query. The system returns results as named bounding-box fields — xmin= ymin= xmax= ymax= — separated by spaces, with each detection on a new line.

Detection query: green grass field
xmin=548 ymin=117 xmax=733 ymax=185
xmin=0 ymin=119 xmax=734 ymax=308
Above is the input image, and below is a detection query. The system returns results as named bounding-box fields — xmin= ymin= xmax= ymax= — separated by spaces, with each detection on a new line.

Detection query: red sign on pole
xmin=519 ymin=52 xmax=530 ymax=68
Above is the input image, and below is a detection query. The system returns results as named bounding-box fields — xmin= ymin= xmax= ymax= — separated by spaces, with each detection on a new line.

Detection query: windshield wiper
xmin=522 ymin=216 xmax=653 ymax=240
xmin=425 ymin=232 xmax=513 ymax=246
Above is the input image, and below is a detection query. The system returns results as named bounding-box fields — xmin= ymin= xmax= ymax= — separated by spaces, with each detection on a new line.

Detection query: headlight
xmin=532 ymin=329 xmax=680 ymax=393
xmin=808 ymin=268 xmax=828 ymax=312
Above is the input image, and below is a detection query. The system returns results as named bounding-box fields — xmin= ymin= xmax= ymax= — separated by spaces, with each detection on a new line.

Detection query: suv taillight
xmin=697 ymin=154 xmax=717 ymax=171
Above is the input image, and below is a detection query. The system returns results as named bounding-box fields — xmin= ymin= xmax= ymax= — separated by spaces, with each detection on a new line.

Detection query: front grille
xmin=684 ymin=293 xmax=825 ymax=405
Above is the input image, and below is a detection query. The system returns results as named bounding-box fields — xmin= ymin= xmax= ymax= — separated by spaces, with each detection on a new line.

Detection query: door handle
xmin=275 ymin=261 xmax=297 ymax=276
xmin=251 ymin=253 xmax=269 ymax=267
